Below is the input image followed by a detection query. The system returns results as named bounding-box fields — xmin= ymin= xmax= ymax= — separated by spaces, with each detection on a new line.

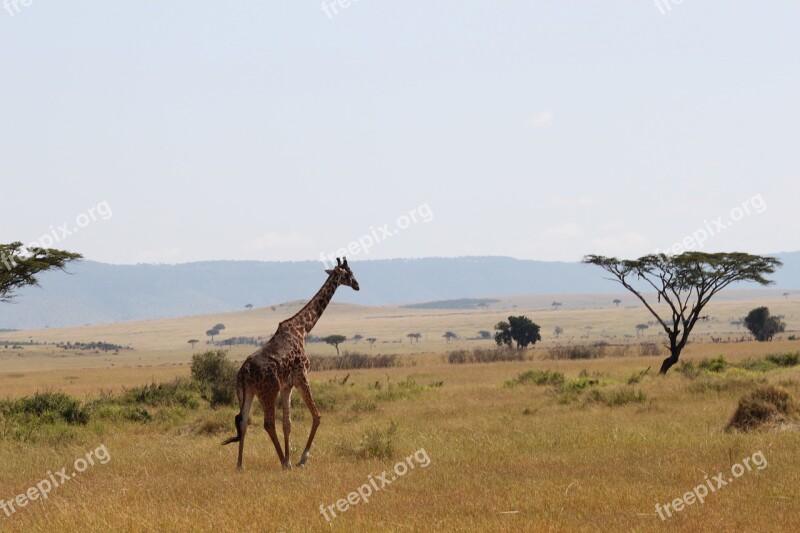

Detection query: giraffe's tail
xmin=221 ymin=375 xmax=246 ymax=446
xmin=221 ymin=414 xmax=243 ymax=446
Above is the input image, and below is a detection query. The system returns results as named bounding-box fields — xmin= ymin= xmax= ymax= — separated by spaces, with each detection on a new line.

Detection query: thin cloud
xmin=530 ymin=110 xmax=554 ymax=128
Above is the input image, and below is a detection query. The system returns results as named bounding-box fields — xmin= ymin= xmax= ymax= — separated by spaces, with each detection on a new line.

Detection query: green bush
xmin=738 ymin=358 xmax=778 ymax=372
xmin=123 ymin=379 xmax=200 ymax=409
xmin=376 ymin=378 xmax=426 ymax=402
xmin=191 ymin=350 xmax=238 ymax=408
xmin=1 ymin=392 xmax=89 ymax=425
xmin=505 ymin=369 xmax=565 ymax=388
xmin=766 ymin=353 xmax=800 ymax=367
xmin=698 ymin=356 xmax=728 ymax=373
xmin=587 ymin=388 xmax=647 ymax=407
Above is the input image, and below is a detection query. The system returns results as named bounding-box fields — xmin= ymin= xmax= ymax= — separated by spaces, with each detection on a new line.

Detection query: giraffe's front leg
xmin=295 ymin=375 xmax=321 ymax=467
xmin=280 ymin=385 xmax=293 ymax=470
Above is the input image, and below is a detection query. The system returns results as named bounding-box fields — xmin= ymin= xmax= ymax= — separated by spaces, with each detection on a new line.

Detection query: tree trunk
xmin=659 ymin=346 xmax=681 ymax=374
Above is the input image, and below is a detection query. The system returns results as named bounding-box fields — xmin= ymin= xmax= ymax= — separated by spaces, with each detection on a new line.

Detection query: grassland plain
xmin=1 ymin=295 xmax=799 ymax=531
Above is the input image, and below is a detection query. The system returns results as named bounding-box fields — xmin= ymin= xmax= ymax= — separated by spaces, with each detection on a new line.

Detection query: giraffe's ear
xmin=325 ymin=269 xmax=334 ymax=276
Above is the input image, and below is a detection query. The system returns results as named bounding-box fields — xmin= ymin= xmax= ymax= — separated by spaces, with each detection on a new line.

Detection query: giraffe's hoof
xmin=296 ymin=461 xmax=307 ymax=468
xmin=282 ymin=462 xmax=292 ymax=471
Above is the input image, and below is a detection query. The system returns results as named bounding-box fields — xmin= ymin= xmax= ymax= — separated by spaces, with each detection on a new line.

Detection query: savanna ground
xmin=1 ymin=290 xmax=799 ymax=531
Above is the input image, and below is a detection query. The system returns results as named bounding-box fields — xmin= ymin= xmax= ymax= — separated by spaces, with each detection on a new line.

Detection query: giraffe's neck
xmin=284 ymin=274 xmax=339 ymax=335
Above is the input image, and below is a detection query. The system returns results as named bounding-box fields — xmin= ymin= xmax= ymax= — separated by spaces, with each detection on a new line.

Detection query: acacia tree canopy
xmin=494 ymin=315 xmax=541 ymax=349
xmin=323 ymin=334 xmax=347 ymax=355
xmin=0 ymin=242 xmax=82 ymax=302
xmin=744 ymin=307 xmax=786 ymax=341
xmin=583 ymin=252 xmax=781 ymax=374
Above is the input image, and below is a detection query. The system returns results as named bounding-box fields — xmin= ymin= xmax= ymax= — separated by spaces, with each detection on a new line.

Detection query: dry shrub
xmin=639 ymin=342 xmax=661 ymax=356
xmin=547 ymin=343 xmax=606 ymax=360
xmin=726 ymin=386 xmax=796 ymax=432
xmin=447 ymin=347 xmax=527 ymax=364
xmin=309 ymin=351 xmax=400 ymax=371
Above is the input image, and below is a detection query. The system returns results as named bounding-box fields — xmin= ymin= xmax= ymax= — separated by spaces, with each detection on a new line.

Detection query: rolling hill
xmin=1 ymin=253 xmax=797 ymax=329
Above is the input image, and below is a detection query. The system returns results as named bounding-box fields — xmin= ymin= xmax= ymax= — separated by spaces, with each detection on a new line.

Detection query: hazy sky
xmin=2 ymin=2 xmax=798 ymax=265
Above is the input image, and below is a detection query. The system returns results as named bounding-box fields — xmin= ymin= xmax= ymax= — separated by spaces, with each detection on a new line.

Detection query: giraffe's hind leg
xmin=259 ymin=388 xmax=291 ymax=470
xmin=294 ymin=373 xmax=321 ymax=467
xmin=236 ymin=386 xmax=255 ymax=470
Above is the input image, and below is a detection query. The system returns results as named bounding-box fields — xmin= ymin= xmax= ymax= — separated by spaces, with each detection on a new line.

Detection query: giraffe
xmin=222 ymin=257 xmax=360 ymax=470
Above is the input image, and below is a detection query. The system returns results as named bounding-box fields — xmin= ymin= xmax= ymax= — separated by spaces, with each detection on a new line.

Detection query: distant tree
xmin=188 ymin=339 xmax=199 ymax=350
xmin=477 ymin=302 xmax=489 ymax=311
xmin=551 ymin=301 xmax=562 ymax=311
xmin=206 ymin=329 xmax=218 ymax=343
xmin=584 ymin=252 xmax=781 ymax=374
xmin=245 ymin=304 xmax=253 ymax=310
xmin=612 ymin=298 xmax=622 ymax=308
xmin=213 ymin=323 xmax=226 ymax=332
xmin=554 ymin=326 xmax=564 ymax=338
xmin=783 ymin=292 xmax=791 ymax=300
xmin=271 ymin=306 xmax=276 ymax=311
xmin=635 ymin=324 xmax=649 ymax=336
xmin=366 ymin=337 xmax=377 ymax=347
xmin=443 ymin=331 xmax=458 ymax=344
xmin=323 ymin=335 xmax=347 ymax=355
xmin=353 ymin=334 xmax=364 ymax=344
xmin=0 ymin=242 xmax=82 ymax=302
xmin=731 ymin=319 xmax=743 ymax=330
xmin=477 ymin=330 xmax=492 ymax=340
xmin=744 ymin=307 xmax=786 ymax=342
xmin=494 ymin=315 xmax=541 ymax=349
xmin=407 ymin=332 xmax=422 ymax=344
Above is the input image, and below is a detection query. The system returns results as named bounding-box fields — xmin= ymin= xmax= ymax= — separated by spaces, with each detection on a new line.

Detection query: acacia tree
xmin=584 ymin=252 xmax=781 ymax=374
xmin=0 ymin=242 xmax=82 ymax=302
xmin=407 ymin=332 xmax=422 ymax=344
xmin=494 ymin=315 xmax=541 ymax=349
xmin=744 ymin=307 xmax=785 ymax=341
xmin=323 ymin=334 xmax=346 ymax=355
xmin=612 ymin=298 xmax=622 ymax=308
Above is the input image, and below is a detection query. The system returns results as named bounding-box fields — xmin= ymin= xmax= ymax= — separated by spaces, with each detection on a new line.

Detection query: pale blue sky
xmin=2 ymin=1 xmax=798 ymax=264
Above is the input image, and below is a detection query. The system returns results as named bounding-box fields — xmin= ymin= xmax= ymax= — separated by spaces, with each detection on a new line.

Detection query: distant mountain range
xmin=1 ymin=253 xmax=797 ymax=330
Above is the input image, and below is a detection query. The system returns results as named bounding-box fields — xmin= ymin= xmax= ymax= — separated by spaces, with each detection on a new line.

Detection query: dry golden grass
xmin=1 ymin=294 xmax=799 ymax=531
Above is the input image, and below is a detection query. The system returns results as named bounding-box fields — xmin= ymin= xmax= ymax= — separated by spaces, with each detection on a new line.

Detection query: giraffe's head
xmin=325 ymin=257 xmax=360 ymax=291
